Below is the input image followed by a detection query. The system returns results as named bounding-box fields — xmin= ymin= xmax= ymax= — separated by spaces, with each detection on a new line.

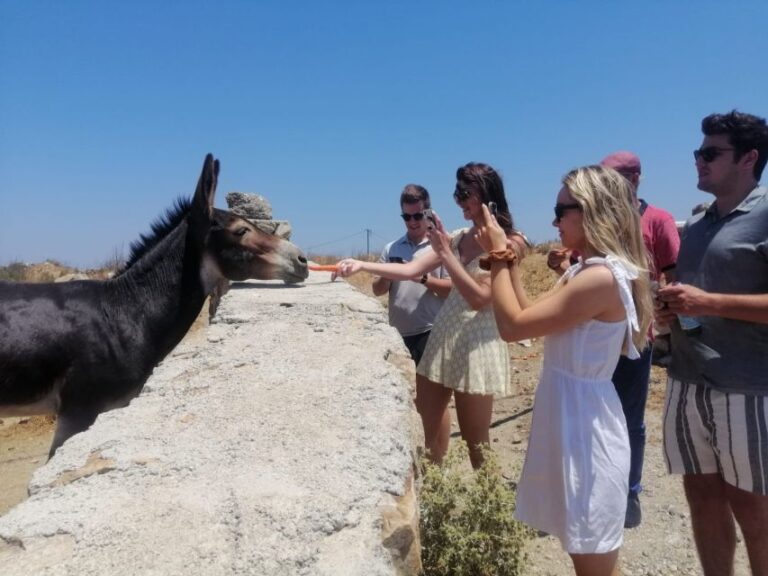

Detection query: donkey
xmin=0 ymin=154 xmax=307 ymax=457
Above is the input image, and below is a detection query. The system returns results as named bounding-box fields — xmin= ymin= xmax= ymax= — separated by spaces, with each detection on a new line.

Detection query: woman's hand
xmin=426 ymin=211 xmax=451 ymax=259
xmin=337 ymin=259 xmax=363 ymax=277
xmin=475 ymin=204 xmax=508 ymax=253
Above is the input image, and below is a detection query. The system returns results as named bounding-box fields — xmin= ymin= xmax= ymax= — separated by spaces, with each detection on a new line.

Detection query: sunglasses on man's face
xmin=554 ymin=202 xmax=581 ymax=221
xmin=693 ymin=146 xmax=735 ymax=163
xmin=401 ymin=212 xmax=426 ymax=222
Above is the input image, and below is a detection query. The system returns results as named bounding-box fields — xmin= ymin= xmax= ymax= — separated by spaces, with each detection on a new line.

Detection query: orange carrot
xmin=309 ymin=264 xmax=339 ymax=272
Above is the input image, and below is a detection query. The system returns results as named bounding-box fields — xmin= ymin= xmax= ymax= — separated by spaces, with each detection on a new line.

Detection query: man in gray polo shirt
xmin=373 ymin=184 xmax=451 ymax=366
xmin=658 ymin=110 xmax=768 ymax=576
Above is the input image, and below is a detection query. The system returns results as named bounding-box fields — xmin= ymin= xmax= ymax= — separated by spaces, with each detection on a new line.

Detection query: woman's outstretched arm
xmin=337 ymin=249 xmax=441 ymax=280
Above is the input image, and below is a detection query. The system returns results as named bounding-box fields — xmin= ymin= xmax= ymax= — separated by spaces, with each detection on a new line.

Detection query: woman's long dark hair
xmin=455 ymin=162 xmax=514 ymax=233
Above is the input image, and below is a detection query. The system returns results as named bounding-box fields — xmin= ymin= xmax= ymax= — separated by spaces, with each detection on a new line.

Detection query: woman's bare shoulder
xmin=567 ymin=263 xmax=618 ymax=293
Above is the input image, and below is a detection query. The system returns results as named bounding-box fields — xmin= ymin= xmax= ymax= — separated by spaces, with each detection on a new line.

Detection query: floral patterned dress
xmin=416 ymin=229 xmax=513 ymax=397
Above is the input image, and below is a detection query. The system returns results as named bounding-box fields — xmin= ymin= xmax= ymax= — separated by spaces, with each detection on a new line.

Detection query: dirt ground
xmin=0 ymin=257 xmax=752 ymax=574
xmin=0 ymin=416 xmax=54 ymax=514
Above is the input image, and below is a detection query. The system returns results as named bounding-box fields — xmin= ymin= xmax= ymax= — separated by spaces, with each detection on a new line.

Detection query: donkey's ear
xmin=209 ymin=158 xmax=220 ymax=217
xmin=193 ymin=154 xmax=218 ymax=218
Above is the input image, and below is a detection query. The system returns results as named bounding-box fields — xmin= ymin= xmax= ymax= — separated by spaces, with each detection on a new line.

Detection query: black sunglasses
xmin=554 ymin=202 xmax=581 ymax=221
xmin=401 ymin=212 xmax=426 ymax=222
xmin=453 ymin=188 xmax=472 ymax=202
xmin=693 ymin=146 xmax=735 ymax=163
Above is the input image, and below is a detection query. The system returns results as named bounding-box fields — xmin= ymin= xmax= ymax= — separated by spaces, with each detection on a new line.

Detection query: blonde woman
xmin=475 ymin=166 xmax=653 ymax=576
xmin=338 ymin=162 xmax=527 ymax=469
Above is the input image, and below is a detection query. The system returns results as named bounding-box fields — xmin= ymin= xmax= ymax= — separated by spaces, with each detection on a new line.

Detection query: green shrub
xmin=419 ymin=442 xmax=532 ymax=576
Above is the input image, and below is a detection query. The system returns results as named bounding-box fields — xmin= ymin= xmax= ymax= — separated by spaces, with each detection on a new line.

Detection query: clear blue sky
xmin=2 ymin=1 xmax=766 ymax=268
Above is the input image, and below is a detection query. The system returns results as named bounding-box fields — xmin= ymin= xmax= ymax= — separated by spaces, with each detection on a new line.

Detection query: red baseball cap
xmin=600 ymin=151 xmax=641 ymax=175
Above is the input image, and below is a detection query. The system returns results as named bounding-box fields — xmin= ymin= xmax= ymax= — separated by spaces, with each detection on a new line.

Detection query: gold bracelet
xmin=479 ymin=249 xmax=518 ymax=271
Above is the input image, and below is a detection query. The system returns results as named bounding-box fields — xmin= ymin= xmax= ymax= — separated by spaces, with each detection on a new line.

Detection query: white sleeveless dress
xmin=514 ymin=256 xmax=640 ymax=554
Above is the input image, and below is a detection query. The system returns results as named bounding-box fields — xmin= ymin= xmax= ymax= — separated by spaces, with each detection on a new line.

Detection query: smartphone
xmin=388 ymin=256 xmax=404 ymax=264
xmin=487 ymin=201 xmax=498 ymax=216
xmin=422 ymin=209 xmax=436 ymax=229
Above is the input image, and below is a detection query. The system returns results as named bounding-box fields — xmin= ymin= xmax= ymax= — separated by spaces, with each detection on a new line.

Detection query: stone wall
xmin=0 ymin=272 xmax=423 ymax=575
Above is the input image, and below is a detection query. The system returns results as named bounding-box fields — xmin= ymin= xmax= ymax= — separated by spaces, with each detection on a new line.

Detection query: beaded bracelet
xmin=478 ymin=248 xmax=518 ymax=271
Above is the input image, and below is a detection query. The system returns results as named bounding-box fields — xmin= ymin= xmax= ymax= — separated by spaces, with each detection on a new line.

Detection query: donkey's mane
xmin=117 ymin=197 xmax=193 ymax=274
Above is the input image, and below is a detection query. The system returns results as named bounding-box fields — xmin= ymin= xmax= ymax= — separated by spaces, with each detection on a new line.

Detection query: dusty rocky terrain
xmin=0 ymin=416 xmax=53 ymax=514
xmin=0 ymin=254 xmax=752 ymax=574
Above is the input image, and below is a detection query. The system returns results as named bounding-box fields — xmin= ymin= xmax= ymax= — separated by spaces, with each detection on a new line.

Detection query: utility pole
xmin=366 ymin=229 xmax=371 ymax=256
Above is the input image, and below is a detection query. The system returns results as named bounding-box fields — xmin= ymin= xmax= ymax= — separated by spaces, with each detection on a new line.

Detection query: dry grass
xmin=0 ymin=260 xmax=115 ymax=282
xmin=518 ymin=252 xmax=558 ymax=300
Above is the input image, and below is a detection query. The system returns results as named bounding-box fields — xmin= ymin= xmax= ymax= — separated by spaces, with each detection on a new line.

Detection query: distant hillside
xmin=0 ymin=261 xmax=113 ymax=283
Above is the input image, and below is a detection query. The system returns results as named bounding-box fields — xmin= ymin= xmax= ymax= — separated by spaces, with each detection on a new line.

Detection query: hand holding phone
xmin=487 ymin=202 xmax=498 ymax=216
xmin=423 ymin=209 xmax=436 ymax=230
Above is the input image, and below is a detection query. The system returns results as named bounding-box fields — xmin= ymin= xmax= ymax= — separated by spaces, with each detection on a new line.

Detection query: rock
xmin=251 ymin=219 xmax=292 ymax=240
xmin=225 ymin=192 xmax=272 ymax=220
xmin=0 ymin=276 xmax=419 ymax=575
xmin=380 ymin=473 xmax=422 ymax=575
xmin=225 ymin=193 xmax=293 ymax=240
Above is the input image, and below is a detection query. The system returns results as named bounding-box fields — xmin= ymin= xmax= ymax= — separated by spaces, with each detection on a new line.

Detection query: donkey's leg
xmin=48 ymin=409 xmax=100 ymax=459
xmin=208 ymin=277 xmax=230 ymax=321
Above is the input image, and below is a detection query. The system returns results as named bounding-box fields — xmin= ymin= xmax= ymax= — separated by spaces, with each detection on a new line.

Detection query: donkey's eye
xmin=234 ymin=227 xmax=248 ymax=237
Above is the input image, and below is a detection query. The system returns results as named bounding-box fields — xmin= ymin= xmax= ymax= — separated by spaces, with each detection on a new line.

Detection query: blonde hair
xmin=562 ymin=165 xmax=654 ymax=352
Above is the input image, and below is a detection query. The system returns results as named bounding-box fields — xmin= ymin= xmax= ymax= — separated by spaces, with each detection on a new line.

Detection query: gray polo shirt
xmin=379 ymin=235 xmax=448 ymax=337
xmin=669 ymin=186 xmax=768 ymax=395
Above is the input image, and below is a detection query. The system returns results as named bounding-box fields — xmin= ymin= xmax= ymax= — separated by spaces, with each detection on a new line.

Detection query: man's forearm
xmin=706 ymin=292 xmax=768 ymax=324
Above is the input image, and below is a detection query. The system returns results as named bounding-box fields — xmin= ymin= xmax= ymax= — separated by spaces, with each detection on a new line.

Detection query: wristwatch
xmin=420 ymin=274 xmax=429 ymax=285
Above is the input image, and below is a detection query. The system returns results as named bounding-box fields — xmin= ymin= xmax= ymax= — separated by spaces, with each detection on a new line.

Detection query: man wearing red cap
xmin=548 ymin=151 xmax=680 ymax=528
xmin=601 ymin=151 xmax=680 ymax=528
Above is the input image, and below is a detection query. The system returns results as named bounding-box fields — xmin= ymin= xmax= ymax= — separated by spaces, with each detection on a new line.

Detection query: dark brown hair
xmin=455 ymin=162 xmax=514 ymax=233
xmin=702 ymin=110 xmax=768 ymax=180
xmin=400 ymin=184 xmax=430 ymax=209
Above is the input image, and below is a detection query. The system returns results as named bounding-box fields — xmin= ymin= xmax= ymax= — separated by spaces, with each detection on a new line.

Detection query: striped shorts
xmin=663 ymin=378 xmax=768 ymax=495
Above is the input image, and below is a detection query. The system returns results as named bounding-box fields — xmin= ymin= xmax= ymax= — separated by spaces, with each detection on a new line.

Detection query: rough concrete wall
xmin=0 ymin=272 xmax=423 ymax=575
